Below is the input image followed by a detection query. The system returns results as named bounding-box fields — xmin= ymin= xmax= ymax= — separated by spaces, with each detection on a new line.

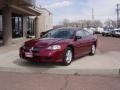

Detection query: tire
xmin=89 ymin=44 xmax=96 ymax=55
xmin=63 ymin=47 xmax=73 ymax=66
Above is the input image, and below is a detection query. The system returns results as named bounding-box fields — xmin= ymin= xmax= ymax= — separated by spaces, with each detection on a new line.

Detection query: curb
xmin=0 ymin=67 xmax=119 ymax=75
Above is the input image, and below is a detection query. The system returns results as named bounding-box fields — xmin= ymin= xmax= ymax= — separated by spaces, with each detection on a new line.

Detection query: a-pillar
xmin=2 ymin=6 xmax=12 ymax=46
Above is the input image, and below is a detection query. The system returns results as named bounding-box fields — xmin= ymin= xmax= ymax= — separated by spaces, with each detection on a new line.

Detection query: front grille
xmin=33 ymin=47 xmax=41 ymax=51
xmin=24 ymin=46 xmax=31 ymax=52
xmin=33 ymin=47 xmax=45 ymax=51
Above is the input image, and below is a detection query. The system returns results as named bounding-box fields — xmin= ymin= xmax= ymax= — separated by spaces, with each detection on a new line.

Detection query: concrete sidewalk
xmin=0 ymin=48 xmax=120 ymax=75
xmin=0 ymin=38 xmax=28 ymax=54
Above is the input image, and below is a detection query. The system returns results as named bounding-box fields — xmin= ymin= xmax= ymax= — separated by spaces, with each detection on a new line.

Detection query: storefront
xmin=0 ymin=0 xmax=53 ymax=46
xmin=27 ymin=17 xmax=35 ymax=36
xmin=0 ymin=0 xmax=41 ymax=45
xmin=12 ymin=14 xmax=23 ymax=38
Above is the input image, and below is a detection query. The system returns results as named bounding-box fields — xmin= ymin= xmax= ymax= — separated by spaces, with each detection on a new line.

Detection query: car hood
xmin=24 ymin=38 xmax=65 ymax=48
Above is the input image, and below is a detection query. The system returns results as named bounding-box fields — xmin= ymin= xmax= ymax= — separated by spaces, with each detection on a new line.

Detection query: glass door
xmin=12 ymin=15 xmax=23 ymax=38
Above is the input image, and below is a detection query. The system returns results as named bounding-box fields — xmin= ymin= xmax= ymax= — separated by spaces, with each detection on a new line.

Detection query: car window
xmin=83 ymin=30 xmax=91 ymax=36
xmin=76 ymin=30 xmax=85 ymax=37
xmin=118 ymin=30 xmax=120 ymax=32
xmin=116 ymin=30 xmax=120 ymax=32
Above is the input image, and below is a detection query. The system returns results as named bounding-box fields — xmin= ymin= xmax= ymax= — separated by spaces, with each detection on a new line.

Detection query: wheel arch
xmin=66 ymin=45 xmax=75 ymax=58
xmin=93 ymin=40 xmax=97 ymax=48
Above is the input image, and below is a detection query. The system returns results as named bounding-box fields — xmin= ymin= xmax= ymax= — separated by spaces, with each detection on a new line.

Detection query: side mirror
xmin=74 ymin=36 xmax=82 ymax=41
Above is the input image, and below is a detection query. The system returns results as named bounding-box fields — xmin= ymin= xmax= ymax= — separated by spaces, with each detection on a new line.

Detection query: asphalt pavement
xmin=0 ymin=72 xmax=120 ymax=90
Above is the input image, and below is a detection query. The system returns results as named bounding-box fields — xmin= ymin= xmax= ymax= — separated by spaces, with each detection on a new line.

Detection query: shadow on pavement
xmin=13 ymin=53 xmax=94 ymax=69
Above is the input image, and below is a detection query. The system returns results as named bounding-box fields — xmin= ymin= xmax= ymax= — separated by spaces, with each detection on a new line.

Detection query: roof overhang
xmin=0 ymin=0 xmax=41 ymax=16
xmin=11 ymin=5 xmax=41 ymax=16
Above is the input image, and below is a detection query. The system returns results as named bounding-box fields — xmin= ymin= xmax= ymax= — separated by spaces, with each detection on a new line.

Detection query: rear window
xmin=83 ymin=30 xmax=91 ymax=36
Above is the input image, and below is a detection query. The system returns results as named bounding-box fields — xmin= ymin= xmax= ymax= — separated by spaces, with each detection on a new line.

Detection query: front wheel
xmin=63 ymin=47 xmax=73 ymax=66
xmin=89 ymin=44 xmax=96 ymax=55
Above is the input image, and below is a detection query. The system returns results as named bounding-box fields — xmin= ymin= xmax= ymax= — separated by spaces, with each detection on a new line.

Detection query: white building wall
xmin=38 ymin=8 xmax=53 ymax=32
xmin=31 ymin=7 xmax=53 ymax=38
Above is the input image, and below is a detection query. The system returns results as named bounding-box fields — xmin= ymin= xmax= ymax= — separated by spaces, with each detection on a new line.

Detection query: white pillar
xmin=35 ymin=16 xmax=43 ymax=38
xmin=2 ymin=6 xmax=12 ymax=46
xmin=23 ymin=16 xmax=28 ymax=37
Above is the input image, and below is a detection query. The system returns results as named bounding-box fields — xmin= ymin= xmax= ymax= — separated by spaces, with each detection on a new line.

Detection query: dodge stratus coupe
xmin=20 ymin=28 xmax=97 ymax=65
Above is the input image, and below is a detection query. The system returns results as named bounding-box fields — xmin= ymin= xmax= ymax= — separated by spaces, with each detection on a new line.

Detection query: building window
xmin=27 ymin=17 xmax=34 ymax=36
xmin=12 ymin=15 xmax=23 ymax=38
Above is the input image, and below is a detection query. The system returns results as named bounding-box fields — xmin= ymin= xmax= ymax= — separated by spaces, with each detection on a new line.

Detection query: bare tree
xmin=60 ymin=19 xmax=103 ymax=28
xmin=62 ymin=19 xmax=70 ymax=27
xmin=104 ymin=19 xmax=117 ymax=28
xmin=93 ymin=20 xmax=103 ymax=28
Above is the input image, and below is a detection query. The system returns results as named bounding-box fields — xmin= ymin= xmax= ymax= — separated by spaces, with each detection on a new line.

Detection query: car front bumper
xmin=19 ymin=47 xmax=64 ymax=63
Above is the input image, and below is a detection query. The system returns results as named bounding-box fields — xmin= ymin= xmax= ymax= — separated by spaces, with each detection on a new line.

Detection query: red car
xmin=20 ymin=28 xmax=97 ymax=65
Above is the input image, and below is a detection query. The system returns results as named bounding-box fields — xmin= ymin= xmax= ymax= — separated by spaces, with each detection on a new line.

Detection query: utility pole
xmin=116 ymin=4 xmax=120 ymax=28
xmin=92 ymin=8 xmax=94 ymax=21
xmin=92 ymin=8 xmax=95 ymax=28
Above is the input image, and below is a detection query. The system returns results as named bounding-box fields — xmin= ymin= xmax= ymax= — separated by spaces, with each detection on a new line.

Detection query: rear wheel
xmin=63 ymin=47 xmax=73 ymax=66
xmin=89 ymin=44 xmax=96 ymax=55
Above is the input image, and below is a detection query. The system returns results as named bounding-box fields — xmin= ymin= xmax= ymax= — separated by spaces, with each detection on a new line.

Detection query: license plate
xmin=25 ymin=52 xmax=33 ymax=58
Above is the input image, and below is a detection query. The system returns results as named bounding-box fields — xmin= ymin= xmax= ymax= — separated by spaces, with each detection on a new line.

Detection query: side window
xmin=76 ymin=30 xmax=85 ymax=37
xmin=84 ymin=30 xmax=91 ymax=36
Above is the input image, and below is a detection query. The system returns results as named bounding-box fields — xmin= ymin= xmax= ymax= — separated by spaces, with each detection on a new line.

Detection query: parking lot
xmin=97 ymin=34 xmax=120 ymax=53
xmin=0 ymin=34 xmax=120 ymax=75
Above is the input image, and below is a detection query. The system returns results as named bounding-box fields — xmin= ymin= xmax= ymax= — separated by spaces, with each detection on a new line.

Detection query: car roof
xmin=56 ymin=27 xmax=84 ymax=31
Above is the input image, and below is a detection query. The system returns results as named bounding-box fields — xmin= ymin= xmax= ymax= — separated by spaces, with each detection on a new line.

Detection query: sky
xmin=36 ymin=0 xmax=120 ymax=25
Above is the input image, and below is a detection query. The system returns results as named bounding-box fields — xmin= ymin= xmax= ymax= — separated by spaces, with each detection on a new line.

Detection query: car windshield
xmin=41 ymin=29 xmax=74 ymax=39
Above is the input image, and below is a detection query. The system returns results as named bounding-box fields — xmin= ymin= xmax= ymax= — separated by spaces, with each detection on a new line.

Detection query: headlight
xmin=47 ymin=45 xmax=61 ymax=50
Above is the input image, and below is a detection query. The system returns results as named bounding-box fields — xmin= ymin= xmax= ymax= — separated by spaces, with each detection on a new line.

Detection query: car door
xmin=74 ymin=30 xmax=88 ymax=58
xmin=83 ymin=30 xmax=93 ymax=53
